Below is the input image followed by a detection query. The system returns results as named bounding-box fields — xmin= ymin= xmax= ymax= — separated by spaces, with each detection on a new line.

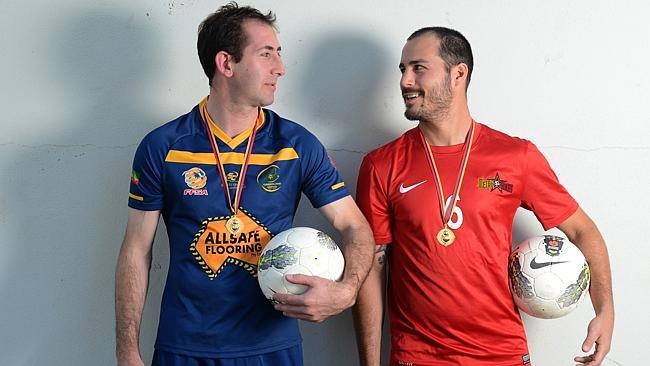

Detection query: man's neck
xmin=418 ymin=104 xmax=473 ymax=146
xmin=205 ymin=90 xmax=259 ymax=138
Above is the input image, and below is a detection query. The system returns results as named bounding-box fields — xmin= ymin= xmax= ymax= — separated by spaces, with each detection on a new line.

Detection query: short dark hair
xmin=408 ymin=27 xmax=473 ymax=90
xmin=197 ymin=2 xmax=276 ymax=85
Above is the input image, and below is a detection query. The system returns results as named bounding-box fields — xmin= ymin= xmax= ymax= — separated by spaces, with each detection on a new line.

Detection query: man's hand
xmin=273 ymin=273 xmax=356 ymax=322
xmin=574 ymin=312 xmax=614 ymax=366
xmin=273 ymin=196 xmax=374 ymax=323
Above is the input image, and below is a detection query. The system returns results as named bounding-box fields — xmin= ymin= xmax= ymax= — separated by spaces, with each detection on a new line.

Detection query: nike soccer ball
xmin=508 ymin=235 xmax=590 ymax=319
xmin=257 ymin=227 xmax=345 ymax=303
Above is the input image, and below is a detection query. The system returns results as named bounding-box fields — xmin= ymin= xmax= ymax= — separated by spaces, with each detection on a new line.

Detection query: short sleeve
xmin=128 ymin=133 xmax=165 ymax=211
xmin=520 ymin=142 xmax=578 ymax=230
xmin=300 ymin=133 xmax=350 ymax=208
xmin=356 ymin=155 xmax=392 ymax=245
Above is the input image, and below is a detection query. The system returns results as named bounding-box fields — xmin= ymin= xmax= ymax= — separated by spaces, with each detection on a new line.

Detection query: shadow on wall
xmin=297 ymin=31 xmax=398 ymax=169
xmin=0 ymin=9 xmax=164 ymax=366
xmin=291 ymin=32 xmax=394 ymax=366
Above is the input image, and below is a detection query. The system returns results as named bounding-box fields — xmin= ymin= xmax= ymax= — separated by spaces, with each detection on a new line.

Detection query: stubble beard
xmin=404 ymin=73 xmax=453 ymax=123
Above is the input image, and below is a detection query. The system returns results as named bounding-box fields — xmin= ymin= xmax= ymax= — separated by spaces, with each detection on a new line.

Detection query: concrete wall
xmin=1 ymin=1 xmax=647 ymax=365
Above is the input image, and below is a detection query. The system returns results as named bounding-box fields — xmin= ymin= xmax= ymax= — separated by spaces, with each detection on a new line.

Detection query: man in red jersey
xmin=353 ymin=27 xmax=614 ymax=366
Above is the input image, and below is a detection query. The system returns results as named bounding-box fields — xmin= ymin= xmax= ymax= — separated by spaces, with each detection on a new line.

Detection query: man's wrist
xmin=116 ymin=345 xmax=141 ymax=360
xmin=592 ymin=298 xmax=615 ymax=317
xmin=338 ymin=277 xmax=359 ymax=307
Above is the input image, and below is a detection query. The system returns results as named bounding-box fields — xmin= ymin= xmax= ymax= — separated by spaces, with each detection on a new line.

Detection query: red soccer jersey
xmin=356 ymin=123 xmax=578 ymax=366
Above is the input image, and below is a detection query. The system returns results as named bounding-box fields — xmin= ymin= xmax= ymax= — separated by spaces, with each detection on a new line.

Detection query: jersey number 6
xmin=445 ymin=195 xmax=463 ymax=230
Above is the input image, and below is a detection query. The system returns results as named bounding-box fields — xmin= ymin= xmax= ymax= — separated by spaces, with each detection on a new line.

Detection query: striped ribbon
xmin=419 ymin=121 xmax=476 ymax=227
xmin=200 ymin=102 xmax=260 ymax=216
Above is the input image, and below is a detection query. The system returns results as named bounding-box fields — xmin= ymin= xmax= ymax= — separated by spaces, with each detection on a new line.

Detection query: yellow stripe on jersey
xmin=165 ymin=151 xmax=214 ymax=164
xmin=331 ymin=182 xmax=345 ymax=190
xmin=165 ymin=148 xmax=299 ymax=165
xmin=129 ymin=193 xmax=144 ymax=201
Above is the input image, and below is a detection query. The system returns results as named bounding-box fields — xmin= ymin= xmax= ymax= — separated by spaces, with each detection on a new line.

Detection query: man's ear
xmin=215 ymin=51 xmax=234 ymax=78
xmin=451 ymin=63 xmax=468 ymax=90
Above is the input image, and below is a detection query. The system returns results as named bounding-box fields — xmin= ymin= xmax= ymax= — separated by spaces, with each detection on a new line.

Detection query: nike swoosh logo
xmin=530 ymin=256 xmax=569 ymax=269
xmin=399 ymin=180 xmax=427 ymax=194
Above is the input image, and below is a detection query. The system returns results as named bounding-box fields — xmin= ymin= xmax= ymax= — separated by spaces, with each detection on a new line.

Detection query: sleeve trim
xmin=311 ymin=189 xmax=351 ymax=209
xmin=128 ymin=193 xmax=144 ymax=201
xmin=541 ymin=201 xmax=579 ymax=231
xmin=375 ymin=236 xmax=392 ymax=245
xmin=128 ymin=200 xmax=164 ymax=211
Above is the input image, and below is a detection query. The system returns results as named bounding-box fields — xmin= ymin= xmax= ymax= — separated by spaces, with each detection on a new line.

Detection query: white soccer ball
xmin=508 ymin=235 xmax=590 ymax=319
xmin=257 ymin=227 xmax=345 ymax=303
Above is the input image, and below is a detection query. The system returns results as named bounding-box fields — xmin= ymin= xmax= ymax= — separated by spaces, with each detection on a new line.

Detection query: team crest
xmin=478 ymin=172 xmax=513 ymax=193
xmin=183 ymin=167 xmax=208 ymax=195
xmin=257 ymin=165 xmax=282 ymax=192
xmin=189 ymin=209 xmax=272 ymax=280
xmin=543 ymin=235 xmax=564 ymax=256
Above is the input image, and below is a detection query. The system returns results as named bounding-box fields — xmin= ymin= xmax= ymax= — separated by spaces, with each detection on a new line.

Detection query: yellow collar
xmin=199 ymin=97 xmax=265 ymax=150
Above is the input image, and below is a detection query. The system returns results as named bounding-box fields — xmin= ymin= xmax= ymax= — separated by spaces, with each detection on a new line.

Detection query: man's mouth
xmin=402 ymin=91 xmax=421 ymax=103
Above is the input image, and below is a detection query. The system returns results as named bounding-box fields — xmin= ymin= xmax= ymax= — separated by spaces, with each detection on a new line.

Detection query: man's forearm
xmin=571 ymin=225 xmax=613 ymax=315
xmin=115 ymin=245 xmax=152 ymax=360
xmin=340 ymin=223 xmax=375 ymax=295
xmin=353 ymin=249 xmax=387 ymax=366
xmin=559 ymin=208 xmax=614 ymax=315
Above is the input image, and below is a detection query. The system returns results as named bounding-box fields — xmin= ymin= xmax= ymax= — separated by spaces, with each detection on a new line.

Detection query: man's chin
xmin=259 ymin=98 xmax=274 ymax=107
xmin=404 ymin=109 xmax=421 ymax=121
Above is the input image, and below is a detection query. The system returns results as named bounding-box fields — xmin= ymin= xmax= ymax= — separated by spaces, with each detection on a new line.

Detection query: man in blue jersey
xmin=114 ymin=3 xmax=375 ymax=366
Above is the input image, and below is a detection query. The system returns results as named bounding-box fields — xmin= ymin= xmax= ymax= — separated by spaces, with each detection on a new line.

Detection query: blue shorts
xmin=151 ymin=345 xmax=304 ymax=366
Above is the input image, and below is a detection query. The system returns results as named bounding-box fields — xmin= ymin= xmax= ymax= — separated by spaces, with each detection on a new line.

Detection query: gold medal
xmin=436 ymin=227 xmax=455 ymax=246
xmin=226 ymin=216 xmax=243 ymax=235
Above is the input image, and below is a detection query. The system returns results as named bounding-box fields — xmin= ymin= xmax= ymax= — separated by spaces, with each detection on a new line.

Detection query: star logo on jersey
xmin=189 ymin=210 xmax=272 ymax=279
xmin=478 ymin=172 xmax=513 ymax=193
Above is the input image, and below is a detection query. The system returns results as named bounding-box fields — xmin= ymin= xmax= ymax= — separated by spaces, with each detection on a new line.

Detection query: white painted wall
xmin=0 ymin=1 xmax=646 ymax=365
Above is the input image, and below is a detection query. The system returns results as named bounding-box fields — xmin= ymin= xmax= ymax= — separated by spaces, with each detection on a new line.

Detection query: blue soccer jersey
xmin=128 ymin=98 xmax=350 ymax=357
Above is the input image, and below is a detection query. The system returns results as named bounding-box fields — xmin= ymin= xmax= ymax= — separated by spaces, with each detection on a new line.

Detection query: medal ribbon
xmin=419 ymin=121 xmax=476 ymax=227
xmin=200 ymin=102 xmax=260 ymax=216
